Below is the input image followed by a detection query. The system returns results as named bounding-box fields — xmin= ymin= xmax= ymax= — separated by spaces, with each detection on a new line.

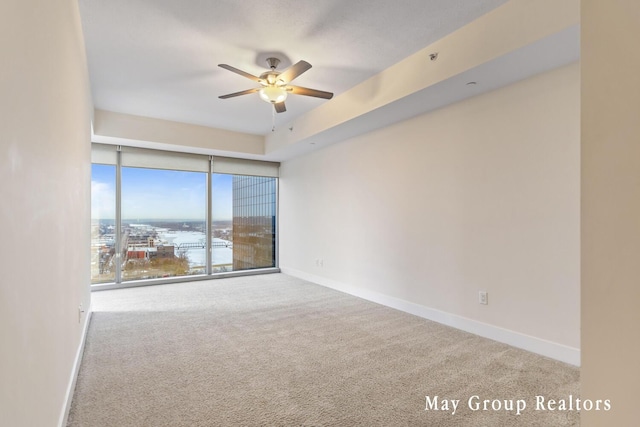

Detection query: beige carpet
xmin=68 ymin=274 xmax=579 ymax=426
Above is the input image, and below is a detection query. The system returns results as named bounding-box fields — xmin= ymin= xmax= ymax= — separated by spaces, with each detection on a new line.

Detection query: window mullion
xmin=115 ymin=145 xmax=123 ymax=283
xmin=206 ymin=156 xmax=213 ymax=275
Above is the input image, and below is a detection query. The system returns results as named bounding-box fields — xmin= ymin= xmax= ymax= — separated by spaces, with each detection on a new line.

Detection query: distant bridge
xmin=175 ymin=241 xmax=232 ymax=249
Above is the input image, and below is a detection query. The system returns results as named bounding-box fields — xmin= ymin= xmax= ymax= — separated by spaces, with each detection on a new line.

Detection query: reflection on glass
xmin=120 ymin=167 xmax=206 ymax=281
xmin=91 ymin=164 xmax=116 ymax=283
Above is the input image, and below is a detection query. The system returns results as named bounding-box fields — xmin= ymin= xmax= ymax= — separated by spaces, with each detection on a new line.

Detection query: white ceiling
xmin=79 ymin=0 xmax=511 ymax=136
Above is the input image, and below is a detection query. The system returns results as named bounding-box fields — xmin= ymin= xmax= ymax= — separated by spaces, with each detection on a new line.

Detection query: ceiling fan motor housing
xmin=259 ymin=70 xmax=283 ymax=86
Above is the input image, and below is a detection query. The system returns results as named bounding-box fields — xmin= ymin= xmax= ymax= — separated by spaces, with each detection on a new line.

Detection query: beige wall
xmin=280 ymin=63 xmax=580 ymax=360
xmin=581 ymin=0 xmax=640 ymax=424
xmin=0 ymin=1 xmax=92 ymax=425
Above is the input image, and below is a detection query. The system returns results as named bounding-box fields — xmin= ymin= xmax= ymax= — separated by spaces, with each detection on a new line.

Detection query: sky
xmin=91 ymin=165 xmax=233 ymax=220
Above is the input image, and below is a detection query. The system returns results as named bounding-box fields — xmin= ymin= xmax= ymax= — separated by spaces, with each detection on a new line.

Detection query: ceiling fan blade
xmin=277 ymin=60 xmax=312 ymax=84
xmin=218 ymin=88 xmax=260 ymax=99
xmin=218 ymin=64 xmax=262 ymax=83
xmin=274 ymin=101 xmax=286 ymax=113
xmin=287 ymin=85 xmax=334 ymax=99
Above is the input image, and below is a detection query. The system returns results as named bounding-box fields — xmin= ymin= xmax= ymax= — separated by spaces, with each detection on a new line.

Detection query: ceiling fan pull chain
xmin=272 ymin=105 xmax=276 ymax=132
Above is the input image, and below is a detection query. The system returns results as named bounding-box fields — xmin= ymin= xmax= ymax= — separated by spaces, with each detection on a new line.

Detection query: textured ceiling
xmin=79 ymin=0 xmax=509 ymax=135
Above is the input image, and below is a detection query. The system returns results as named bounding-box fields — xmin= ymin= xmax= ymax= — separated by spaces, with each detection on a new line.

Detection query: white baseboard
xmin=58 ymin=305 xmax=92 ymax=427
xmin=281 ymin=267 xmax=580 ymax=367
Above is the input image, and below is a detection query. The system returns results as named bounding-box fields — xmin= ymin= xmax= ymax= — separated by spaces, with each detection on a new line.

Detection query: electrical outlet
xmin=479 ymin=291 xmax=488 ymax=305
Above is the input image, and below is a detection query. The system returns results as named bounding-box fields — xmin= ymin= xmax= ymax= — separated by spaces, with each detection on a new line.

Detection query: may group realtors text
xmin=425 ymin=395 xmax=611 ymax=416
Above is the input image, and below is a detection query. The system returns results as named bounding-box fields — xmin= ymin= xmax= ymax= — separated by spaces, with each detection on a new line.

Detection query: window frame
xmin=90 ymin=144 xmax=280 ymax=290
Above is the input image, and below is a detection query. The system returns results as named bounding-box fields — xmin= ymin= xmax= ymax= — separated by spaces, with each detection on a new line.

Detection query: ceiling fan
xmin=218 ymin=57 xmax=333 ymax=113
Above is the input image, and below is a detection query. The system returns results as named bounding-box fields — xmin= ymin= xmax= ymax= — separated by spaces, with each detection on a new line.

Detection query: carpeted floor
xmin=67 ymin=273 xmax=579 ymax=426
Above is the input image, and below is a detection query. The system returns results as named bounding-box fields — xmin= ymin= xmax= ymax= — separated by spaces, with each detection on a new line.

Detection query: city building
xmin=150 ymin=245 xmax=175 ymax=260
xmin=232 ymin=175 xmax=276 ymax=270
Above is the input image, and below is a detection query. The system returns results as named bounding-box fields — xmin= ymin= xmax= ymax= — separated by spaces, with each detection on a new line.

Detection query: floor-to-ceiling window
xmin=90 ymin=164 xmax=116 ymax=284
xmin=231 ymin=175 xmax=276 ymax=270
xmin=90 ymin=144 xmax=279 ymax=287
xmin=209 ymin=173 xmax=277 ymax=272
xmin=121 ymin=167 xmax=207 ymax=281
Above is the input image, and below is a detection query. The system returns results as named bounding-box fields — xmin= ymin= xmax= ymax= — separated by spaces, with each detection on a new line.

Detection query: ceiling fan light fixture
xmin=259 ymin=86 xmax=288 ymax=104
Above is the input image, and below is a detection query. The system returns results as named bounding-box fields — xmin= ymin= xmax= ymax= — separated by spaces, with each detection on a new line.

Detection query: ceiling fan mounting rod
xmin=266 ymin=57 xmax=280 ymax=70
